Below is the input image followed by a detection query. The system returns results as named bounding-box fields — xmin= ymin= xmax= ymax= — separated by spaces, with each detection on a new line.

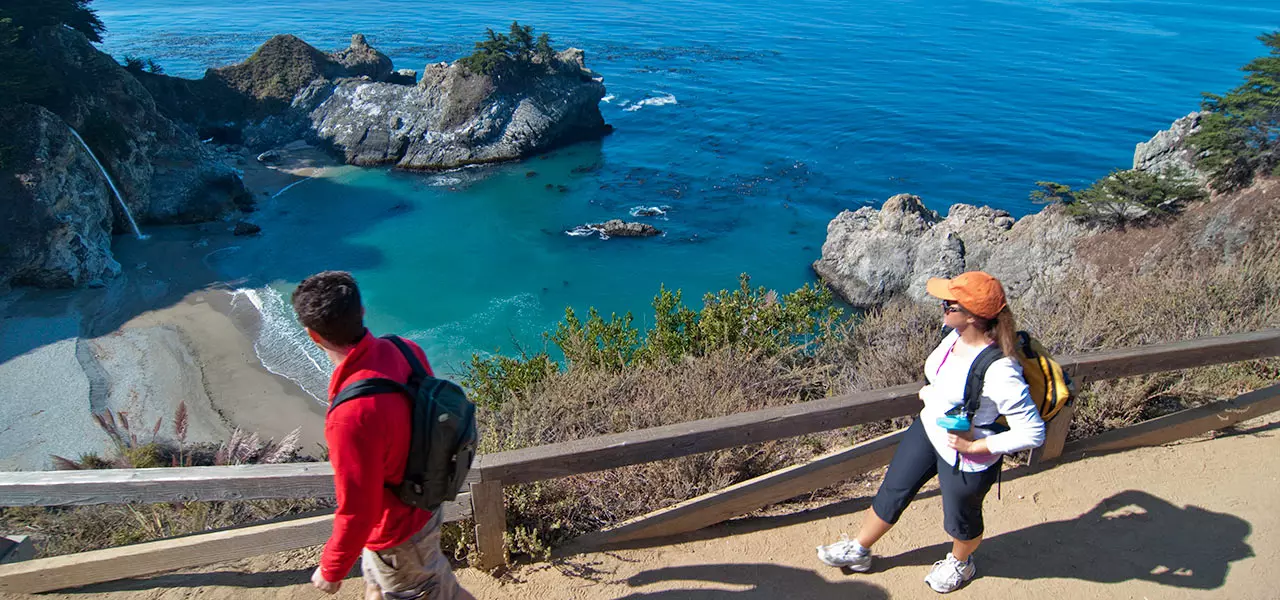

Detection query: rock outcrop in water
xmin=812 ymin=116 xmax=1221 ymax=309
xmin=0 ymin=27 xmax=253 ymax=290
xmin=141 ymin=34 xmax=611 ymax=170
xmin=593 ymin=219 xmax=662 ymax=238
xmin=301 ymin=47 xmax=610 ymax=170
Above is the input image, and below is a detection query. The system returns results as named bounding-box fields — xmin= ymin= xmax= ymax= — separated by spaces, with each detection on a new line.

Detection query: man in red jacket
xmin=292 ymin=271 xmax=474 ymax=600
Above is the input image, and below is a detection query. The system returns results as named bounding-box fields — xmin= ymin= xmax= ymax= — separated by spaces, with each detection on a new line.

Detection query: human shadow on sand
xmin=878 ymin=489 xmax=1253 ymax=591
xmin=616 ymin=563 xmax=889 ymax=599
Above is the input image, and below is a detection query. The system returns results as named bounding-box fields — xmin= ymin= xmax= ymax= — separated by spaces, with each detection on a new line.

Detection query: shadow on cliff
xmin=0 ymin=171 xmax=395 ymax=365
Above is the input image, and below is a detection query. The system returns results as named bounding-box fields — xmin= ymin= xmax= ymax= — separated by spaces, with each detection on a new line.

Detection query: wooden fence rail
xmin=0 ymin=328 xmax=1276 ymax=589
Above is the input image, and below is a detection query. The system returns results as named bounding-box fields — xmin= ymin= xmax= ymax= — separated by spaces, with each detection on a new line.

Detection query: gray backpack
xmin=329 ymin=336 xmax=478 ymax=511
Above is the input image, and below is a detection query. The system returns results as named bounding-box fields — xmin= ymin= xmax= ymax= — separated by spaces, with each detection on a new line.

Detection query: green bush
xmin=461 ymin=275 xmax=842 ymax=410
xmin=457 ymin=21 xmax=557 ymax=78
xmin=1188 ymin=31 xmax=1280 ymax=192
xmin=1029 ymin=168 xmax=1207 ymax=229
xmin=0 ymin=0 xmax=105 ymax=107
xmin=120 ymin=54 xmax=163 ymax=74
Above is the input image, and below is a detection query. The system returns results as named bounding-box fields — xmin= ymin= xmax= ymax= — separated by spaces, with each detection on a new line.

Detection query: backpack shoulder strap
xmin=329 ymin=378 xmax=412 ymax=414
xmin=382 ymin=335 xmax=429 ymax=382
xmin=962 ymin=345 xmax=1005 ymax=420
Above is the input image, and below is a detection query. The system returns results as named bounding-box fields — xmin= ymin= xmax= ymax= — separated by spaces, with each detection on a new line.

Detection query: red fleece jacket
xmin=320 ymin=332 xmax=432 ymax=582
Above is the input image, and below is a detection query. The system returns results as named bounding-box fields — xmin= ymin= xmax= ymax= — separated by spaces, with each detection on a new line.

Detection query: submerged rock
xmin=566 ymin=219 xmax=662 ymax=239
xmin=233 ymin=221 xmax=262 ymax=236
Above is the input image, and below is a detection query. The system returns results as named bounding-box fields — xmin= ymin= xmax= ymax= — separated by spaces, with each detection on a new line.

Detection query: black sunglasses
xmin=941 ymin=301 xmax=964 ymax=314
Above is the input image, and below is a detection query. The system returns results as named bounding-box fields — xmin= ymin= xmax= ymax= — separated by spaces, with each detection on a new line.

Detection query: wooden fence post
xmin=470 ymin=481 xmax=506 ymax=572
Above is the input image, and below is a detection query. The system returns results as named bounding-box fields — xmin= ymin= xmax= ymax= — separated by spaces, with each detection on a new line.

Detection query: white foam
xmin=624 ymin=93 xmax=677 ymax=112
xmin=430 ymin=176 xmax=463 ymax=187
xmin=629 ymin=205 xmax=671 ymax=219
xmin=602 ymin=95 xmax=616 ymax=103
xmin=565 ymin=225 xmax=598 ymax=237
xmin=402 ymin=293 xmax=548 ymax=371
xmin=231 ymin=287 xmax=334 ymax=403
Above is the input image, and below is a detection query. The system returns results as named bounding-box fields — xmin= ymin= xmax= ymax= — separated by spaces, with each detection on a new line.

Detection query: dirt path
xmin=7 ymin=414 xmax=1277 ymax=600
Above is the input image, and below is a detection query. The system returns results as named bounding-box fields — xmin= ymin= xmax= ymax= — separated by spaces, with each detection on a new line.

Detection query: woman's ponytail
xmin=990 ymin=307 xmax=1018 ymax=358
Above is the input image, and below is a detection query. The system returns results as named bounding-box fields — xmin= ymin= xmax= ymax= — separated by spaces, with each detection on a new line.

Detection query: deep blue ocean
xmin=95 ymin=0 xmax=1279 ymax=397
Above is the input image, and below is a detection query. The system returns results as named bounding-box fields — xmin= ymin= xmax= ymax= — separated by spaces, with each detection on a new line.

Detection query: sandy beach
xmin=0 ymin=144 xmax=339 ymax=470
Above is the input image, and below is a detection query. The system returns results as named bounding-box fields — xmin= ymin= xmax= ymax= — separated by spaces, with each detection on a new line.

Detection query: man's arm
xmin=319 ymin=410 xmax=386 ymax=582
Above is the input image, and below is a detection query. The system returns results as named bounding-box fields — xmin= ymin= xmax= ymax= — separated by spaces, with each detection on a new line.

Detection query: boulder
xmin=1133 ymin=112 xmax=1207 ymax=186
xmin=813 ymin=194 xmax=1089 ymax=309
xmin=233 ymin=221 xmax=262 ymax=236
xmin=328 ymin=34 xmax=393 ymax=81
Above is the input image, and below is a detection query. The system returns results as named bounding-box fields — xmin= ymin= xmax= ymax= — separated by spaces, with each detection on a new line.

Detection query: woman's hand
xmin=946 ymin=431 xmax=976 ymax=453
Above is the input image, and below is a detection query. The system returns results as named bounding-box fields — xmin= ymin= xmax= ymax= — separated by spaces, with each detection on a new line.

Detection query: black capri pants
xmin=871 ymin=418 xmax=1002 ymax=541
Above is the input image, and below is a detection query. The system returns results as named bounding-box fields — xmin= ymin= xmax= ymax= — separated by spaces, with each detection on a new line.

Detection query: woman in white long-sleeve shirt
xmin=817 ymin=271 xmax=1046 ymax=594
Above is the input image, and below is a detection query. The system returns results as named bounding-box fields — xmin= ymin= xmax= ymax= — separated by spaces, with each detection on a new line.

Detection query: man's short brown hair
xmin=292 ymin=271 xmax=365 ymax=346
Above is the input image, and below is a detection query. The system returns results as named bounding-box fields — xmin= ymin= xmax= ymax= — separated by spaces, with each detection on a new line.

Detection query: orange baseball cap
xmin=926 ymin=271 xmax=1007 ymax=319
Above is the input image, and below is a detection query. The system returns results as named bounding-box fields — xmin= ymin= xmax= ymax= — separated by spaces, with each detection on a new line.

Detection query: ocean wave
xmin=402 ymin=293 xmax=546 ymax=372
xmin=602 ymin=94 xmax=615 ymax=103
xmin=623 ymin=93 xmax=677 ymax=112
xmin=629 ymin=205 xmax=671 ymax=219
xmin=231 ymin=287 xmax=333 ymax=403
xmin=564 ymin=224 xmax=613 ymax=240
xmin=429 ymin=176 xmax=463 ymax=187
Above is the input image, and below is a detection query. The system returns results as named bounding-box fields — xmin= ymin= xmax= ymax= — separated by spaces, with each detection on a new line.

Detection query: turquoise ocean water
xmin=94 ymin=0 xmax=1279 ymax=397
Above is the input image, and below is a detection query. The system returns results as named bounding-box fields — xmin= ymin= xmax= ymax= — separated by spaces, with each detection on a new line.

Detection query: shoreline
xmin=0 ymin=143 xmax=339 ymax=470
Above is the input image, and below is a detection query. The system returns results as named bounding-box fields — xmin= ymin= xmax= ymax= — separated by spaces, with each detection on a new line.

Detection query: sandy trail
xmin=5 ymin=412 xmax=1275 ymax=600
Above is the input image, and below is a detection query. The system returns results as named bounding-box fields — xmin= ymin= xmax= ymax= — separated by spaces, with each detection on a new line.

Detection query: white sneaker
xmin=815 ymin=534 xmax=873 ymax=572
xmin=924 ymin=552 xmax=976 ymax=593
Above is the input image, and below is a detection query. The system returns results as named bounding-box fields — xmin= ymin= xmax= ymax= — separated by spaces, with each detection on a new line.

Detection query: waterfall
xmin=66 ymin=126 xmax=146 ymax=240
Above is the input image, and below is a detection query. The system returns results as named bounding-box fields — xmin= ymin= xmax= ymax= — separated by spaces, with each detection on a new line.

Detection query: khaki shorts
xmin=361 ymin=511 xmax=474 ymax=600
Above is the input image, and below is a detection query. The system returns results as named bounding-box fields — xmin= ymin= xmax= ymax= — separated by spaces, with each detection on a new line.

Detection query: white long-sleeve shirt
xmin=919 ymin=330 xmax=1046 ymax=472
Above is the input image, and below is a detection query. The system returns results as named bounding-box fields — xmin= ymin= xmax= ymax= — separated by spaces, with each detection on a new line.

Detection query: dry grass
xmin=1024 ymin=241 xmax=1280 ymax=439
xmin=0 ymin=499 xmax=331 ymax=559
xmin=472 ymin=350 xmax=845 ymax=558
xmin=453 ymin=196 xmax=1279 ymax=563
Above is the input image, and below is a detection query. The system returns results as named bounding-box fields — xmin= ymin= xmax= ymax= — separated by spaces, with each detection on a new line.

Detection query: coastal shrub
xmin=1 ymin=402 xmax=321 ymax=558
xmin=0 ymin=0 xmax=105 ymax=107
xmin=1029 ymin=169 xmax=1206 ymax=229
xmin=120 ymin=54 xmax=163 ymax=74
xmin=52 ymin=403 xmax=305 ymax=469
xmin=458 ymin=21 xmax=557 ymax=79
xmin=461 ymin=274 xmax=842 ymax=409
xmin=0 ymin=499 xmax=331 ymax=558
xmin=1188 ymin=31 xmax=1280 ymax=192
xmin=1022 ymin=239 xmax=1280 ymax=439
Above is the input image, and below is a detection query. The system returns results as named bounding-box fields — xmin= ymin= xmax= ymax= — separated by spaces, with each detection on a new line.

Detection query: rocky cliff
xmin=0 ymin=105 xmax=120 ymax=288
xmin=812 ymin=115 xmax=1223 ymax=310
xmin=0 ymin=27 xmax=252 ymax=289
xmin=1132 ymin=112 xmax=1207 ymax=185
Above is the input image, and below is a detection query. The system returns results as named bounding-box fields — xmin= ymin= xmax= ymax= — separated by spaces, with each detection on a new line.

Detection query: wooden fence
xmin=1 ymin=329 xmax=1278 ymax=593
